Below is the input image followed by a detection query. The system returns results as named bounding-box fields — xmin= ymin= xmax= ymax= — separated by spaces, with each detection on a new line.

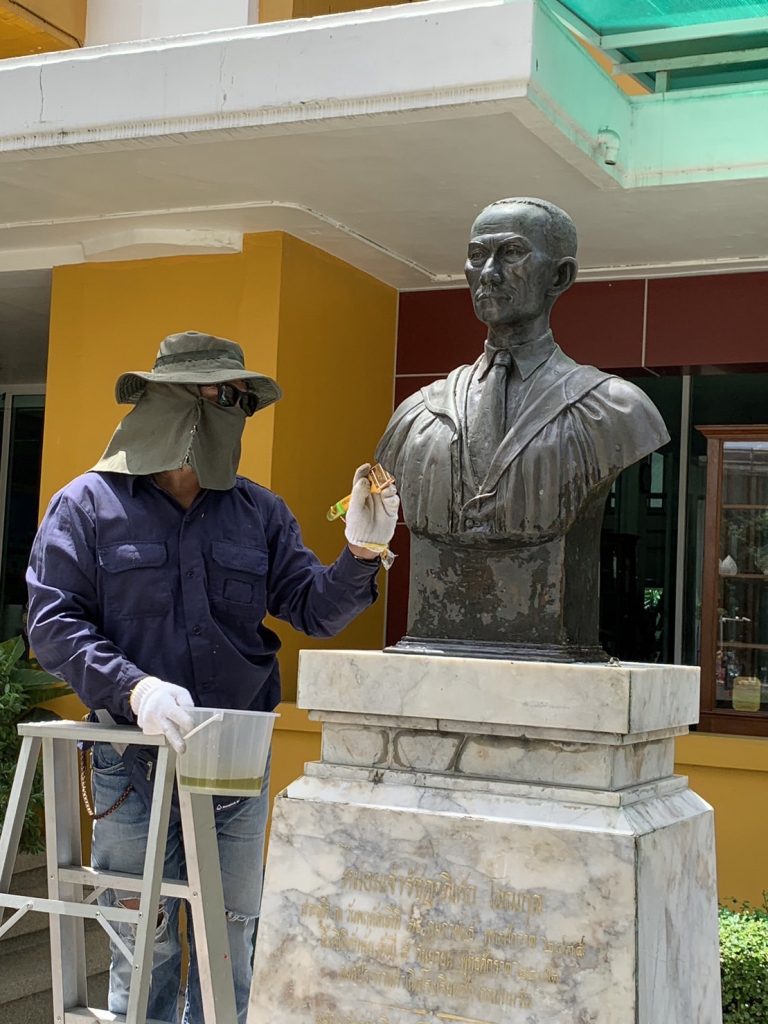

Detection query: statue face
xmin=465 ymin=204 xmax=571 ymax=328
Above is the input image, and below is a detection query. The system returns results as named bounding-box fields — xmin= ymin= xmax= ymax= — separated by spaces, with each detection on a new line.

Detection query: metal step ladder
xmin=0 ymin=719 xmax=237 ymax=1024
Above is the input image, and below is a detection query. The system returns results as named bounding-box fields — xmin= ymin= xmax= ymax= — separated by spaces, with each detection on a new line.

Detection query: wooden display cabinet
xmin=699 ymin=426 xmax=768 ymax=734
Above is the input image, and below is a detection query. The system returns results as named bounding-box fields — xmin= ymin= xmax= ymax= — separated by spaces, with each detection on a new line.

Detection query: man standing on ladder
xmin=25 ymin=331 xmax=399 ymax=1024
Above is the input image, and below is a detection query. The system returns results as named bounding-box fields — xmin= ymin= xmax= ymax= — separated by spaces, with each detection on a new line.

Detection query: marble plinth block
xmin=248 ymin=652 xmax=722 ymax=1024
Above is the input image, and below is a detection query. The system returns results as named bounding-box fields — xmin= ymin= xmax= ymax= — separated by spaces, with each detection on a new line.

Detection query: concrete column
xmin=85 ymin=0 xmax=251 ymax=45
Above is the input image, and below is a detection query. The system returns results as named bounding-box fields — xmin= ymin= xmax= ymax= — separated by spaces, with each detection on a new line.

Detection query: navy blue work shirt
xmin=26 ymin=471 xmax=379 ymax=722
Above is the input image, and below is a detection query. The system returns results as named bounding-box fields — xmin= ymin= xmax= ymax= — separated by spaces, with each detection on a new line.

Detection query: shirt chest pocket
xmin=209 ymin=541 xmax=269 ymax=618
xmin=97 ymin=541 xmax=171 ymax=619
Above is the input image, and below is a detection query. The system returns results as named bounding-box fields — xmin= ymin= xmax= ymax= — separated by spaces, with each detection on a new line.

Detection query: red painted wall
xmin=646 ymin=273 xmax=768 ymax=370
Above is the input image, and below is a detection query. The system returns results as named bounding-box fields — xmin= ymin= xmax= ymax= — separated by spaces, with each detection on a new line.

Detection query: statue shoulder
xmin=591 ymin=375 xmax=671 ymax=451
xmin=390 ymin=387 xmax=427 ymax=421
xmin=601 ymin=374 xmax=662 ymax=412
xmin=388 ymin=363 xmax=472 ymax=421
xmin=375 ymin=364 xmax=473 ymax=469
xmin=375 ymin=387 xmax=429 ymax=469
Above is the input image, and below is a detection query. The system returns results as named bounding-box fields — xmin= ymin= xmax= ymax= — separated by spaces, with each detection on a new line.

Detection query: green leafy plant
xmin=720 ymin=894 xmax=768 ymax=1022
xmin=0 ymin=635 xmax=71 ymax=853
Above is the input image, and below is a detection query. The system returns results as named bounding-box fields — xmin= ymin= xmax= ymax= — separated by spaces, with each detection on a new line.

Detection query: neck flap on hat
xmin=92 ymin=383 xmax=245 ymax=491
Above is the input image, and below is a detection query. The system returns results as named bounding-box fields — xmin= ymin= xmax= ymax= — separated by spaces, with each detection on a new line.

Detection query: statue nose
xmin=479 ymin=258 xmax=501 ymax=284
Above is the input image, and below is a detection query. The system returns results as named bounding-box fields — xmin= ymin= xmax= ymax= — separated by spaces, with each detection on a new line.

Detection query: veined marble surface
xmin=637 ymin=810 xmax=722 ymax=1022
xmin=290 ymin=769 xmax=692 ymax=827
xmin=321 ymin=722 xmax=675 ymax=790
xmin=249 ymin=774 xmax=720 ymax=1024
xmin=298 ymin=651 xmax=700 ymax=735
xmin=250 ymin=784 xmax=637 ymax=1023
xmin=313 ymin=709 xmax=689 ymax=746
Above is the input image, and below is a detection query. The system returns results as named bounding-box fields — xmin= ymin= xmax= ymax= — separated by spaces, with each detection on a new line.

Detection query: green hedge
xmin=721 ymin=896 xmax=768 ymax=1023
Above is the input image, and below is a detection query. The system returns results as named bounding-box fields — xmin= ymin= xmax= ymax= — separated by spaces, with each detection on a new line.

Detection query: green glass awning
xmin=557 ymin=1 xmax=768 ymax=35
xmin=550 ymin=0 xmax=768 ymax=91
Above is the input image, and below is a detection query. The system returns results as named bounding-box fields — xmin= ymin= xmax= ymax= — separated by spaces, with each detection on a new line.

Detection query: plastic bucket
xmin=177 ymin=707 xmax=278 ymax=797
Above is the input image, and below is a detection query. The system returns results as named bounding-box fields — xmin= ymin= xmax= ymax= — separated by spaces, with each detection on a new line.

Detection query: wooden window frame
xmin=698 ymin=424 xmax=768 ymax=735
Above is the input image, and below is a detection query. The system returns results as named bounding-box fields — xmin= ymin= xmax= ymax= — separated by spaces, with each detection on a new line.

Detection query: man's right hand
xmin=129 ymin=676 xmax=195 ymax=754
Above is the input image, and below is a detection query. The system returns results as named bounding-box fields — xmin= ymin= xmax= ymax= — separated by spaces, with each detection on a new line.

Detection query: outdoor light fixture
xmin=597 ymin=128 xmax=621 ymax=166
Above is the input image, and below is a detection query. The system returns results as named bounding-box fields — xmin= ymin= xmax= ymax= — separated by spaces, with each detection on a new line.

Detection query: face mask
xmin=92 ymin=383 xmax=246 ymax=490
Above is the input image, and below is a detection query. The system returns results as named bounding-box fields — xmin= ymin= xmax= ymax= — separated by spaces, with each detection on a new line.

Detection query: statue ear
xmin=550 ymin=257 xmax=578 ymax=297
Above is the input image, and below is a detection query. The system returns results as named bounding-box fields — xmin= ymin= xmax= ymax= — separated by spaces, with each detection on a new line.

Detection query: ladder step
xmin=59 ymin=865 xmax=190 ymax=900
xmin=17 ymin=720 xmax=162 ymax=746
xmin=0 ymin=892 xmax=138 ymax=924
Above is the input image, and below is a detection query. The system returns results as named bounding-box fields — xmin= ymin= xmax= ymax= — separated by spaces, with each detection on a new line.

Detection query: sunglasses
xmin=208 ymin=383 xmax=260 ymax=417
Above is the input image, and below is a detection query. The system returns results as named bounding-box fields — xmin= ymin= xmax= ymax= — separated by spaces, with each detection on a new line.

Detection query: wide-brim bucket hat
xmin=115 ymin=331 xmax=282 ymax=410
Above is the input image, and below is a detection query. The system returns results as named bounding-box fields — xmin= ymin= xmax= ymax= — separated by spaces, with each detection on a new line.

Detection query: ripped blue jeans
xmin=91 ymin=741 xmax=270 ymax=1024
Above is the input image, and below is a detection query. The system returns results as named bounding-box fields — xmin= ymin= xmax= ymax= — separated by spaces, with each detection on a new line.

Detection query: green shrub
xmin=0 ymin=635 xmax=71 ymax=853
xmin=721 ymin=895 xmax=768 ymax=1023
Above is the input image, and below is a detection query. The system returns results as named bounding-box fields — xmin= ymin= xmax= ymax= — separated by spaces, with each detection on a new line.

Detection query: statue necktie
xmin=469 ymin=348 xmax=513 ymax=483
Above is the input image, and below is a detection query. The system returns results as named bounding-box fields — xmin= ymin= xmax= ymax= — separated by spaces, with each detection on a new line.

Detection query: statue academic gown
xmin=375 ymin=339 xmax=670 ymax=653
xmin=376 ymin=341 xmax=669 ymax=546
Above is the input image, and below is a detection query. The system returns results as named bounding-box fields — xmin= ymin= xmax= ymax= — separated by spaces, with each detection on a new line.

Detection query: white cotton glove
xmin=344 ymin=463 xmax=399 ymax=554
xmin=129 ymin=677 xmax=195 ymax=754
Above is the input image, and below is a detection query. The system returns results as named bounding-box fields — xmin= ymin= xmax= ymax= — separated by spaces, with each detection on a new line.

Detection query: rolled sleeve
xmin=266 ymin=500 xmax=379 ymax=638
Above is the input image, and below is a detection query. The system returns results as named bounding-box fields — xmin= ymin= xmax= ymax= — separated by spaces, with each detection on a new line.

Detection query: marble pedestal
xmin=248 ymin=652 xmax=722 ymax=1024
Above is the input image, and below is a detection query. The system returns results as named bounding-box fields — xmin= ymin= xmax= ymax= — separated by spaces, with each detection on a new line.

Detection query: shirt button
xmin=186 ymin=570 xmax=194 ymax=578
xmin=192 ymin=625 xmax=202 ymax=637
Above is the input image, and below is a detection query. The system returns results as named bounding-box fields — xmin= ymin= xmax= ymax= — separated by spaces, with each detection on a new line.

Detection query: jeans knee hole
xmin=117 ymin=897 xmax=165 ymax=932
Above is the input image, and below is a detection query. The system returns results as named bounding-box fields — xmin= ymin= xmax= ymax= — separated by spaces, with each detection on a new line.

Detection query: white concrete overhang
xmin=0 ymin=0 xmax=765 ymax=287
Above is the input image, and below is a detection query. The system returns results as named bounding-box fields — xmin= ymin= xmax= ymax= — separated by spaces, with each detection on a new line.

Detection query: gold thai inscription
xmin=544 ymin=937 xmax=586 ymax=958
xmin=320 ymin=925 xmax=398 ymax=963
xmin=341 ymin=868 xmax=477 ymax=907
xmin=489 ymin=885 xmax=544 ymax=917
xmin=300 ymin=897 xmax=342 ymax=923
xmin=484 ymin=925 xmax=538 ymax=949
xmin=302 ymin=861 xmax=591 ymax=1018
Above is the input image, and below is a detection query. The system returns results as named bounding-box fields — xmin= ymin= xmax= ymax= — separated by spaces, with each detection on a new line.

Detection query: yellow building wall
xmin=676 ymin=733 xmax=768 ymax=908
xmin=258 ymin=0 xmax=415 ymax=21
xmin=289 ymin=0 xmax=412 ymax=18
xmin=268 ymin=234 xmax=398 ymax=699
xmin=0 ymin=0 xmax=84 ymax=56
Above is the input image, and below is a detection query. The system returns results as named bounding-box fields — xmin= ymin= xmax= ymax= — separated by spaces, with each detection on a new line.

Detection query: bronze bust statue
xmin=376 ymin=198 xmax=669 ymax=661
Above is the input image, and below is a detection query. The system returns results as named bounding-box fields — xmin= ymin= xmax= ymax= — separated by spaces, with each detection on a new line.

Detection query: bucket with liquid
xmin=177 ymin=707 xmax=278 ymax=796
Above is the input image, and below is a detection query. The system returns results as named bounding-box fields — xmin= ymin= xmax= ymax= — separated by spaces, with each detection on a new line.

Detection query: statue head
xmin=465 ymin=198 xmax=578 ymax=329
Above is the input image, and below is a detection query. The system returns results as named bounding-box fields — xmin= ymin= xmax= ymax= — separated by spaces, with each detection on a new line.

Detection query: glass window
xmin=600 ymin=375 xmax=681 ymax=663
xmin=0 ymin=393 xmax=44 ymax=643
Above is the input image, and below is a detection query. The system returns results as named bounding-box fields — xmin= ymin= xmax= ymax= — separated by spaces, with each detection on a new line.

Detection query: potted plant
xmin=720 ymin=894 xmax=768 ymax=1022
xmin=0 ymin=635 xmax=71 ymax=853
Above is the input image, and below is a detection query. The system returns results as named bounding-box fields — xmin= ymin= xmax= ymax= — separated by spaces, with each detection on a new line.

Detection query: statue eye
xmin=468 ymin=249 xmax=487 ymax=265
xmin=502 ymin=246 xmax=526 ymax=261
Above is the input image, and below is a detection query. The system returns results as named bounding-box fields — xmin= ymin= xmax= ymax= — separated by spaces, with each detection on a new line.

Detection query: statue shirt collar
xmin=478 ymin=330 xmax=555 ymax=383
